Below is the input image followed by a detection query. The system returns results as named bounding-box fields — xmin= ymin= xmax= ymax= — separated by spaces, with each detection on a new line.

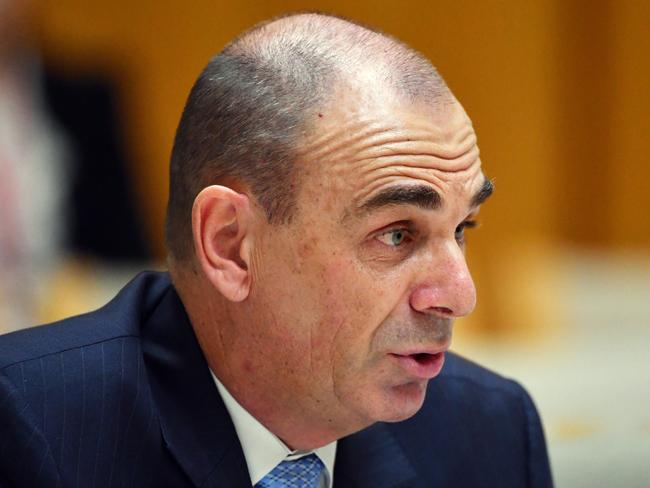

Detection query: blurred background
xmin=0 ymin=0 xmax=648 ymax=485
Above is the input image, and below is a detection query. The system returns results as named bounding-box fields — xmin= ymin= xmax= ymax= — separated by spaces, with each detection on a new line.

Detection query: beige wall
xmin=34 ymin=0 xmax=650 ymax=335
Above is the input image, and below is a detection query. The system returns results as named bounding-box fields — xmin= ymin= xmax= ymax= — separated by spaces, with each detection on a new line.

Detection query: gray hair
xmin=165 ymin=12 xmax=450 ymax=262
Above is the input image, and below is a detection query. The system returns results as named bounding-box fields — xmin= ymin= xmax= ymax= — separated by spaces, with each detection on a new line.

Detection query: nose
xmin=409 ymin=241 xmax=477 ymax=318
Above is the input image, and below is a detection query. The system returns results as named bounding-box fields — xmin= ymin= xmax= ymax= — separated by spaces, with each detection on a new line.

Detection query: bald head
xmin=225 ymin=14 xmax=450 ymax=102
xmin=166 ymin=13 xmax=452 ymax=263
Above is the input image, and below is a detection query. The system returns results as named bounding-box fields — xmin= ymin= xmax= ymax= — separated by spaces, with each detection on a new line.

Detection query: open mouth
xmin=390 ymin=351 xmax=445 ymax=379
xmin=411 ymin=352 xmax=437 ymax=365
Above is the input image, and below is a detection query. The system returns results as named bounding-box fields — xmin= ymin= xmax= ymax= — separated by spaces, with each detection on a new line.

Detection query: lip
xmin=389 ymin=350 xmax=446 ymax=379
xmin=390 ymin=344 xmax=450 ymax=357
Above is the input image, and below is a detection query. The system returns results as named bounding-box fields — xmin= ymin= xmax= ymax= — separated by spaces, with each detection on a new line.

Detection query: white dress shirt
xmin=212 ymin=372 xmax=337 ymax=487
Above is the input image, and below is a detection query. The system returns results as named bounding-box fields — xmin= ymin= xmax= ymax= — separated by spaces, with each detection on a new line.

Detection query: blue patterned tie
xmin=255 ymin=453 xmax=325 ymax=488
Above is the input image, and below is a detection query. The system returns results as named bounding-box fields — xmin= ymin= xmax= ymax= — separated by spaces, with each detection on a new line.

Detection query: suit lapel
xmin=141 ymin=285 xmax=251 ymax=487
xmin=334 ymin=422 xmax=417 ymax=488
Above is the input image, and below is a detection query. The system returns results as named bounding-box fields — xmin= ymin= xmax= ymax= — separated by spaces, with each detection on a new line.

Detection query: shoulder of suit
xmin=0 ymin=271 xmax=172 ymax=370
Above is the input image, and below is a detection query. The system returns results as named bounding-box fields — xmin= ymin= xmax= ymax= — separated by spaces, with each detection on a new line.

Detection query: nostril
xmin=409 ymin=286 xmax=465 ymax=316
xmin=432 ymin=306 xmax=453 ymax=315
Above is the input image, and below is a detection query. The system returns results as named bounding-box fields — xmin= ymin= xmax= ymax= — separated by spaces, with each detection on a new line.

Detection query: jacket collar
xmin=141 ymin=281 xmax=251 ymax=487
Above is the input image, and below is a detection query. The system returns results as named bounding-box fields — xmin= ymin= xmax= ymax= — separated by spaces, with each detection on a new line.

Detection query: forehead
xmin=294 ymin=88 xmax=484 ymax=218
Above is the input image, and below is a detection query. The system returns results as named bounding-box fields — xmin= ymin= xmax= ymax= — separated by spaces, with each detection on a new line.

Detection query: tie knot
xmin=255 ymin=453 xmax=325 ymax=488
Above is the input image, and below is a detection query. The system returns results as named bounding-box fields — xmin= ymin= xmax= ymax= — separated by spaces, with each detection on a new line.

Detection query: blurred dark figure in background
xmin=0 ymin=1 xmax=149 ymax=327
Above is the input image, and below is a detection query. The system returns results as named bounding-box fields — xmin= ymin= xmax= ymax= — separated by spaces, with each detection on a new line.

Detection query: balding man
xmin=0 ymin=13 xmax=552 ymax=488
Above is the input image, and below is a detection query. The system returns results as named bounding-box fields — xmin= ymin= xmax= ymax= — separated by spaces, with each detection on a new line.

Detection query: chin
xmin=369 ymin=381 xmax=429 ymax=423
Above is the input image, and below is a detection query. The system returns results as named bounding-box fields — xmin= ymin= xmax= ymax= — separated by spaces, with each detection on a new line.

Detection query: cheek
xmin=323 ymin=253 xmax=412 ymax=314
xmin=319 ymin=258 xmax=394 ymax=354
xmin=322 ymin=257 xmax=368 ymax=316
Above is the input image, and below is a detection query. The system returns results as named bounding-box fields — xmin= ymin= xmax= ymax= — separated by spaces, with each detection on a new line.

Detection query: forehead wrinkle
xmin=351 ymin=140 xmax=480 ymax=173
xmin=350 ymin=126 xmax=476 ymax=159
xmin=343 ymin=143 xmax=481 ymax=197
xmin=298 ymin=118 xmax=397 ymax=164
xmin=300 ymin=111 xmax=478 ymax=179
xmin=379 ymin=113 xmax=477 ymax=153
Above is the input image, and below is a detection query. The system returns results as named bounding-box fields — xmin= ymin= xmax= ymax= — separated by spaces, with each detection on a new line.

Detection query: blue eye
xmin=377 ymin=229 xmax=408 ymax=247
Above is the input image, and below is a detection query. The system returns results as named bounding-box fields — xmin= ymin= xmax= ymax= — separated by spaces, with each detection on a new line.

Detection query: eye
xmin=376 ymin=228 xmax=410 ymax=247
xmin=455 ymin=220 xmax=477 ymax=245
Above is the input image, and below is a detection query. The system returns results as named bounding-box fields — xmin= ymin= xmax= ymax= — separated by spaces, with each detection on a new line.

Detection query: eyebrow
xmin=471 ymin=178 xmax=494 ymax=207
xmin=357 ymin=185 xmax=442 ymax=215
xmin=352 ymin=177 xmax=494 ymax=219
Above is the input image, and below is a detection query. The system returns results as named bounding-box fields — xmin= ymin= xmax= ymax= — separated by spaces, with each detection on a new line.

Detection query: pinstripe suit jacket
xmin=0 ymin=272 xmax=552 ymax=487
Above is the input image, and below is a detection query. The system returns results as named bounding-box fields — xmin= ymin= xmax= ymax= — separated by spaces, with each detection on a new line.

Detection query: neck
xmin=213 ymin=364 xmax=358 ymax=451
xmin=174 ymin=269 xmax=371 ymax=451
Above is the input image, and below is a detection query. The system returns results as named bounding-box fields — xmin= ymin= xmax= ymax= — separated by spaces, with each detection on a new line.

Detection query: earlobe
xmin=192 ymin=185 xmax=253 ymax=302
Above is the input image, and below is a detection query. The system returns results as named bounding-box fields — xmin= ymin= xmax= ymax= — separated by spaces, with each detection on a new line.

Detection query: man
xmin=0 ymin=13 xmax=552 ymax=488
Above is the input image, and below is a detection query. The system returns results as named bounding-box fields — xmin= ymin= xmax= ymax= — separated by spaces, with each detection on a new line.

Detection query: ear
xmin=192 ymin=185 xmax=254 ymax=302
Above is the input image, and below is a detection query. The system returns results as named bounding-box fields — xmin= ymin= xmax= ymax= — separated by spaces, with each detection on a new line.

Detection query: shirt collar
xmin=212 ymin=371 xmax=337 ymax=486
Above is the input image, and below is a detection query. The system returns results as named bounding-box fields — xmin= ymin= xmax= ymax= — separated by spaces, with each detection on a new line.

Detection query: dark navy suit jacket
xmin=0 ymin=272 xmax=553 ymax=487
